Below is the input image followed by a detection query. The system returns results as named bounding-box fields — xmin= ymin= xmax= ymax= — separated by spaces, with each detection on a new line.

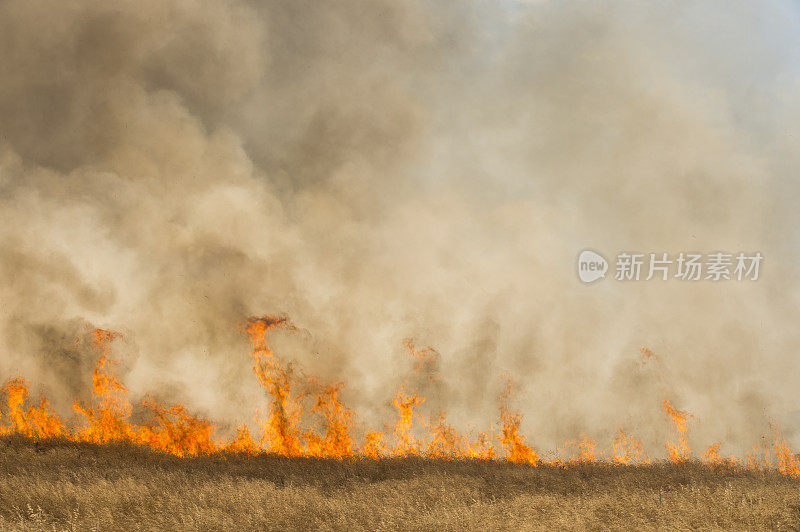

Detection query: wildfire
xmin=498 ymin=380 xmax=539 ymax=466
xmin=425 ymin=413 xmax=465 ymax=458
xmin=771 ymin=423 xmax=800 ymax=478
xmin=663 ymin=399 xmax=692 ymax=463
xmin=610 ymin=427 xmax=650 ymax=465
xmin=702 ymin=442 xmax=724 ymax=465
xmin=0 ymin=377 xmax=63 ymax=438
xmin=0 ymin=323 xmax=797 ymax=478
xmin=305 ymin=382 xmax=354 ymax=458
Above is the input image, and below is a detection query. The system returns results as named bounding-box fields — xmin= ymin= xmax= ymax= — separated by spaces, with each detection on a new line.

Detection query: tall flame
xmin=72 ymin=329 xmax=135 ymax=444
xmin=771 ymin=423 xmax=800 ymax=478
xmin=663 ymin=399 xmax=692 ymax=463
xmin=246 ymin=317 xmax=303 ymax=455
xmin=498 ymin=380 xmax=539 ymax=466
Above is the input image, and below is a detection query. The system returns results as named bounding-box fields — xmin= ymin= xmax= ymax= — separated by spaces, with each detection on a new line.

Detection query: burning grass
xmin=1 ymin=435 xmax=799 ymax=531
xmin=2 ymin=316 xmax=799 ymax=529
xmin=1 ymin=316 xmax=799 ymax=476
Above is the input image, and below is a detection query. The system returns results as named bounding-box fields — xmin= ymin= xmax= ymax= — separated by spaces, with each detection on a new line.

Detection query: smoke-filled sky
xmin=1 ymin=0 xmax=800 ymax=454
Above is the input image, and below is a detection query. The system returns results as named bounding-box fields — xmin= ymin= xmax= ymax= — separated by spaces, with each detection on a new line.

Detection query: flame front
xmin=0 ymin=323 xmax=797 ymax=478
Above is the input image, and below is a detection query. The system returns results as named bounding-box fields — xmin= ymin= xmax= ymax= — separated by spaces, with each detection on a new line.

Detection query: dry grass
xmin=1 ymin=436 xmax=799 ymax=531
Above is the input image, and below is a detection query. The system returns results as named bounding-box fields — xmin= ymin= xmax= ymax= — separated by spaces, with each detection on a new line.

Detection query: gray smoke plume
xmin=1 ymin=0 xmax=799 ymax=455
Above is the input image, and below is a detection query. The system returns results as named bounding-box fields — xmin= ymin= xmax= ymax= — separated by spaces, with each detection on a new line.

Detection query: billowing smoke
xmin=1 ymin=0 xmax=799 ymax=454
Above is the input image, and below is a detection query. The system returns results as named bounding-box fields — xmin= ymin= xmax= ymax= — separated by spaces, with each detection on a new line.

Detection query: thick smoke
xmin=1 ymin=0 xmax=799 ymax=454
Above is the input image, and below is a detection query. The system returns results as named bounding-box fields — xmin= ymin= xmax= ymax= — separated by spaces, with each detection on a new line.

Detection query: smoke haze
xmin=2 ymin=0 xmax=800 ymax=454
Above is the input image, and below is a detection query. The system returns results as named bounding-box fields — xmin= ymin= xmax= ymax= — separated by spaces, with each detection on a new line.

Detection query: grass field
xmin=1 ymin=436 xmax=799 ymax=531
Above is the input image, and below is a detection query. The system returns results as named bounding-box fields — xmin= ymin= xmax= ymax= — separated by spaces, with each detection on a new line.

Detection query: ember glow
xmin=0 ymin=318 xmax=796 ymax=477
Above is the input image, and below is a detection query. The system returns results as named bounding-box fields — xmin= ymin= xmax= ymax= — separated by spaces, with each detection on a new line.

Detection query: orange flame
xmin=306 ymin=382 xmax=354 ymax=458
xmin=465 ymin=429 xmax=495 ymax=460
xmin=72 ymin=329 xmax=136 ymax=444
xmin=702 ymin=442 xmax=723 ymax=465
xmin=663 ymin=399 xmax=692 ymax=463
xmin=391 ymin=384 xmax=424 ymax=456
xmin=425 ymin=413 xmax=465 ymax=458
xmin=498 ymin=380 xmax=539 ymax=466
xmin=771 ymin=423 xmax=800 ymax=479
xmin=0 ymin=320 xmax=798 ymax=478
xmin=363 ymin=430 xmax=386 ymax=458
xmin=610 ymin=427 xmax=649 ymax=465
xmin=1 ymin=377 xmax=63 ymax=438
xmin=139 ymin=400 xmax=217 ymax=457
xmin=225 ymin=424 xmax=259 ymax=454
xmin=246 ymin=316 xmax=303 ymax=456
